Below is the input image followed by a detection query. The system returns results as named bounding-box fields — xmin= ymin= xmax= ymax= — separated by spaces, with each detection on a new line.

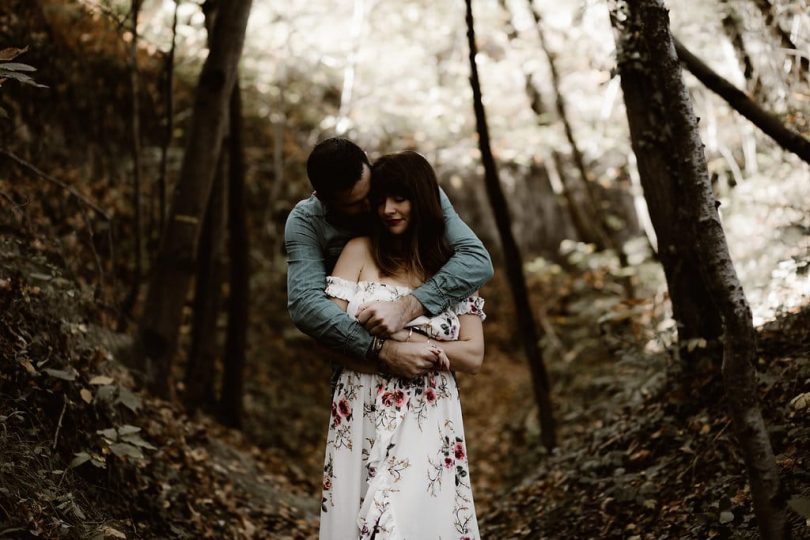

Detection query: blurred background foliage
xmin=0 ymin=0 xmax=808 ymax=536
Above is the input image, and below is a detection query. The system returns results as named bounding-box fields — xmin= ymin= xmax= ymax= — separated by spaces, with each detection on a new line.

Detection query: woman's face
xmin=377 ymin=195 xmax=412 ymax=235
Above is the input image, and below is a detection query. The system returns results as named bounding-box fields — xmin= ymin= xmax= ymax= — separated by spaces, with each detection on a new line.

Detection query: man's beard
xmin=326 ymin=210 xmax=374 ymax=235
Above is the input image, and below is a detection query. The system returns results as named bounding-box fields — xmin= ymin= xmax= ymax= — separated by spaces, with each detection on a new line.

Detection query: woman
xmin=319 ymin=151 xmax=485 ymax=540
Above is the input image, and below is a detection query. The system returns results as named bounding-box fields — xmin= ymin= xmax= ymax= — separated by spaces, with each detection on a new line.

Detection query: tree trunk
xmin=335 ymin=0 xmax=368 ymax=134
xmin=136 ymin=0 xmax=253 ymax=398
xmin=674 ymin=37 xmax=810 ymax=166
xmin=465 ymin=0 xmax=556 ymax=450
xmin=608 ymin=2 xmax=723 ymax=365
xmin=156 ymin=0 xmax=179 ymax=241
xmin=119 ymin=0 xmax=144 ymax=330
xmin=610 ymin=1 xmax=788 ymax=536
xmin=549 ymin=150 xmax=602 ymax=247
xmin=220 ymin=83 xmax=249 ymax=428
xmin=184 ymin=143 xmax=228 ymax=413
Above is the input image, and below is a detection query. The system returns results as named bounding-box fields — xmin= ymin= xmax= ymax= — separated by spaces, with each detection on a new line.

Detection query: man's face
xmin=323 ymin=164 xmax=372 ymax=222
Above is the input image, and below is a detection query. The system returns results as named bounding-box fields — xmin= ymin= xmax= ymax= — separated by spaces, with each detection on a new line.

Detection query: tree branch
xmin=673 ymin=37 xmax=810 ymax=166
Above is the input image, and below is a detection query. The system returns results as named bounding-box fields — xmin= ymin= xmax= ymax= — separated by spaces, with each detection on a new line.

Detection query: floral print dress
xmin=319 ymin=276 xmax=486 ymax=540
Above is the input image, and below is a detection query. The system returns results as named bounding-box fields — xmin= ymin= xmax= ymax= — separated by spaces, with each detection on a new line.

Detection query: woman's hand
xmin=433 ymin=345 xmax=451 ymax=371
xmin=379 ymin=340 xmax=441 ymax=378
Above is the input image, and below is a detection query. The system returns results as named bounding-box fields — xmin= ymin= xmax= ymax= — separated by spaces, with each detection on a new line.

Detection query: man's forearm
xmin=400 ymin=294 xmax=425 ymax=321
xmin=289 ymin=292 xmax=373 ymax=359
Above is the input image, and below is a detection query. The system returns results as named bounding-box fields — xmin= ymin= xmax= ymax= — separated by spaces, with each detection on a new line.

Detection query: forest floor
xmin=1 ymin=223 xmax=809 ymax=539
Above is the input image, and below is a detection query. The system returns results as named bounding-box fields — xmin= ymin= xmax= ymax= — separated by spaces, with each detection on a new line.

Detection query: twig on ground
xmin=0 ymin=149 xmax=110 ymax=219
xmin=78 ymin=201 xmax=105 ymax=300
xmin=52 ymin=394 xmax=68 ymax=451
xmin=0 ymin=190 xmax=27 ymax=220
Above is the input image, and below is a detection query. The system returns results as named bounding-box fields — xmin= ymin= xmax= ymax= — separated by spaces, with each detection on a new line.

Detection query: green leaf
xmin=44 ymin=368 xmax=76 ymax=381
xmin=0 ymin=70 xmax=47 ymax=88
xmin=117 ymin=387 xmax=142 ymax=413
xmin=110 ymin=442 xmax=144 ymax=459
xmin=719 ymin=510 xmax=734 ymax=524
xmin=121 ymin=433 xmax=157 ymax=450
xmin=788 ymin=495 xmax=810 ymax=519
xmin=117 ymin=424 xmax=141 ymax=436
xmin=96 ymin=428 xmax=118 ymax=441
xmin=69 ymin=452 xmax=91 ymax=469
xmin=0 ymin=62 xmax=36 ymax=72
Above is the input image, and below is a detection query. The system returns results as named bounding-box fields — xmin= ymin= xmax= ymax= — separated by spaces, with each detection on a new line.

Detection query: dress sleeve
xmin=453 ymin=296 xmax=486 ymax=321
xmin=325 ymin=276 xmax=359 ymax=302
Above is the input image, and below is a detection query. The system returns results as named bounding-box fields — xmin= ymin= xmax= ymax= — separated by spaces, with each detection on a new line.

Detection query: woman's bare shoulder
xmin=343 ymin=236 xmax=372 ymax=255
xmin=333 ymin=237 xmax=372 ymax=279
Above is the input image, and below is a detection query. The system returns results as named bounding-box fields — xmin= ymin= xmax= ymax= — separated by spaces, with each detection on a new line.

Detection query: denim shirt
xmin=284 ymin=189 xmax=493 ymax=385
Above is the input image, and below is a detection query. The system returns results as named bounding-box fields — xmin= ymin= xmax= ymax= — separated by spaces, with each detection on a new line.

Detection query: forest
xmin=0 ymin=0 xmax=808 ymax=538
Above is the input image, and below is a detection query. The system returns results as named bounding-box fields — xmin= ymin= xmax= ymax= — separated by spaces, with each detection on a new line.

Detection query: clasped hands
xmin=356 ymin=296 xmax=450 ymax=378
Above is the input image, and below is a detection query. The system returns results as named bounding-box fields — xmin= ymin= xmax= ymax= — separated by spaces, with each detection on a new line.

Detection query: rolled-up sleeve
xmin=285 ymin=208 xmax=372 ymax=359
xmin=411 ymin=189 xmax=494 ymax=315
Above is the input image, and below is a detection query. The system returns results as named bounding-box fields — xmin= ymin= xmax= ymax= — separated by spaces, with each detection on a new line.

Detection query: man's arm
xmin=411 ymin=188 xmax=493 ymax=315
xmin=284 ymin=208 xmax=372 ymax=359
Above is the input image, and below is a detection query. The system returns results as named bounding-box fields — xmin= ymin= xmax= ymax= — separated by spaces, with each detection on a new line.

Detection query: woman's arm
xmin=390 ymin=314 xmax=484 ymax=375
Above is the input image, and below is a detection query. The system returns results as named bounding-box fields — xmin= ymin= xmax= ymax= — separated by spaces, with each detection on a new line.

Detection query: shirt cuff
xmin=411 ymin=279 xmax=450 ymax=317
xmin=345 ymin=322 xmax=374 ymax=359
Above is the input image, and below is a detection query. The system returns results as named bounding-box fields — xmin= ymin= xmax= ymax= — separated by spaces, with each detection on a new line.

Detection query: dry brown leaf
xmin=20 ymin=358 xmax=37 ymax=375
xmin=90 ymin=375 xmax=114 ymax=385
xmin=80 ymin=388 xmax=93 ymax=403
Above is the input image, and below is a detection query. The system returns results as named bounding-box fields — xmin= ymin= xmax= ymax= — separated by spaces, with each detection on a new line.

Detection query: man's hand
xmin=356 ymin=294 xmax=424 ymax=336
xmin=379 ymin=340 xmax=440 ymax=379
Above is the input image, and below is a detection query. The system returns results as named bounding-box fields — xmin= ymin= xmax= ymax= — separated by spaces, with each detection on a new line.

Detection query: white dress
xmin=319 ymin=276 xmax=485 ymax=540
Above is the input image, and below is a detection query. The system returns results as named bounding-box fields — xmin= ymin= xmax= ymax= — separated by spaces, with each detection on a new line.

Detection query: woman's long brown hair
xmin=369 ymin=151 xmax=453 ymax=283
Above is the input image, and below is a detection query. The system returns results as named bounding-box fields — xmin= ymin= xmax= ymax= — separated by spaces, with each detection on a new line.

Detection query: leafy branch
xmin=0 ymin=46 xmax=47 ymax=119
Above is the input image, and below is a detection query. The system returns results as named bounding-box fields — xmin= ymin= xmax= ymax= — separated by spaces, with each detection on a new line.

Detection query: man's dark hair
xmin=306 ymin=137 xmax=370 ymax=199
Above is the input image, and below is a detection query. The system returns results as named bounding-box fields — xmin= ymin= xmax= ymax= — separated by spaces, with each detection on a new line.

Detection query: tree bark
xmin=119 ymin=0 xmax=144 ymax=329
xmin=611 ymin=1 xmax=787 ymax=536
xmin=335 ymin=0 xmax=368 ymax=134
xmin=465 ymin=0 xmax=556 ymax=450
xmin=156 ymin=0 xmax=179 ymax=240
xmin=609 ymin=2 xmax=724 ymax=365
xmin=184 ymin=141 xmax=228 ymax=413
xmin=136 ymin=0 xmax=253 ymax=398
xmin=220 ymin=82 xmax=249 ymax=428
xmin=674 ymin=37 xmax=810 ymax=166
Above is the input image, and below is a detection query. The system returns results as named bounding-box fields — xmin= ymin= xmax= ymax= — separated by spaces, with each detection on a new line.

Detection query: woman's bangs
xmin=370 ymin=169 xmax=412 ymax=204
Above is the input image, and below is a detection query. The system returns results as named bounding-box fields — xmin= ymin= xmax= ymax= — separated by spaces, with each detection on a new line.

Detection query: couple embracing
xmin=285 ymin=138 xmax=493 ymax=539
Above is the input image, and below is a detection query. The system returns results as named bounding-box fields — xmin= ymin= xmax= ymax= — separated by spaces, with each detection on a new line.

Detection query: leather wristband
xmin=368 ymin=336 xmax=388 ymax=374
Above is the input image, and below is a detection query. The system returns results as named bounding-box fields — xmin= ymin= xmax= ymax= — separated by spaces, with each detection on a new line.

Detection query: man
xmin=285 ymin=137 xmax=493 ymax=385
